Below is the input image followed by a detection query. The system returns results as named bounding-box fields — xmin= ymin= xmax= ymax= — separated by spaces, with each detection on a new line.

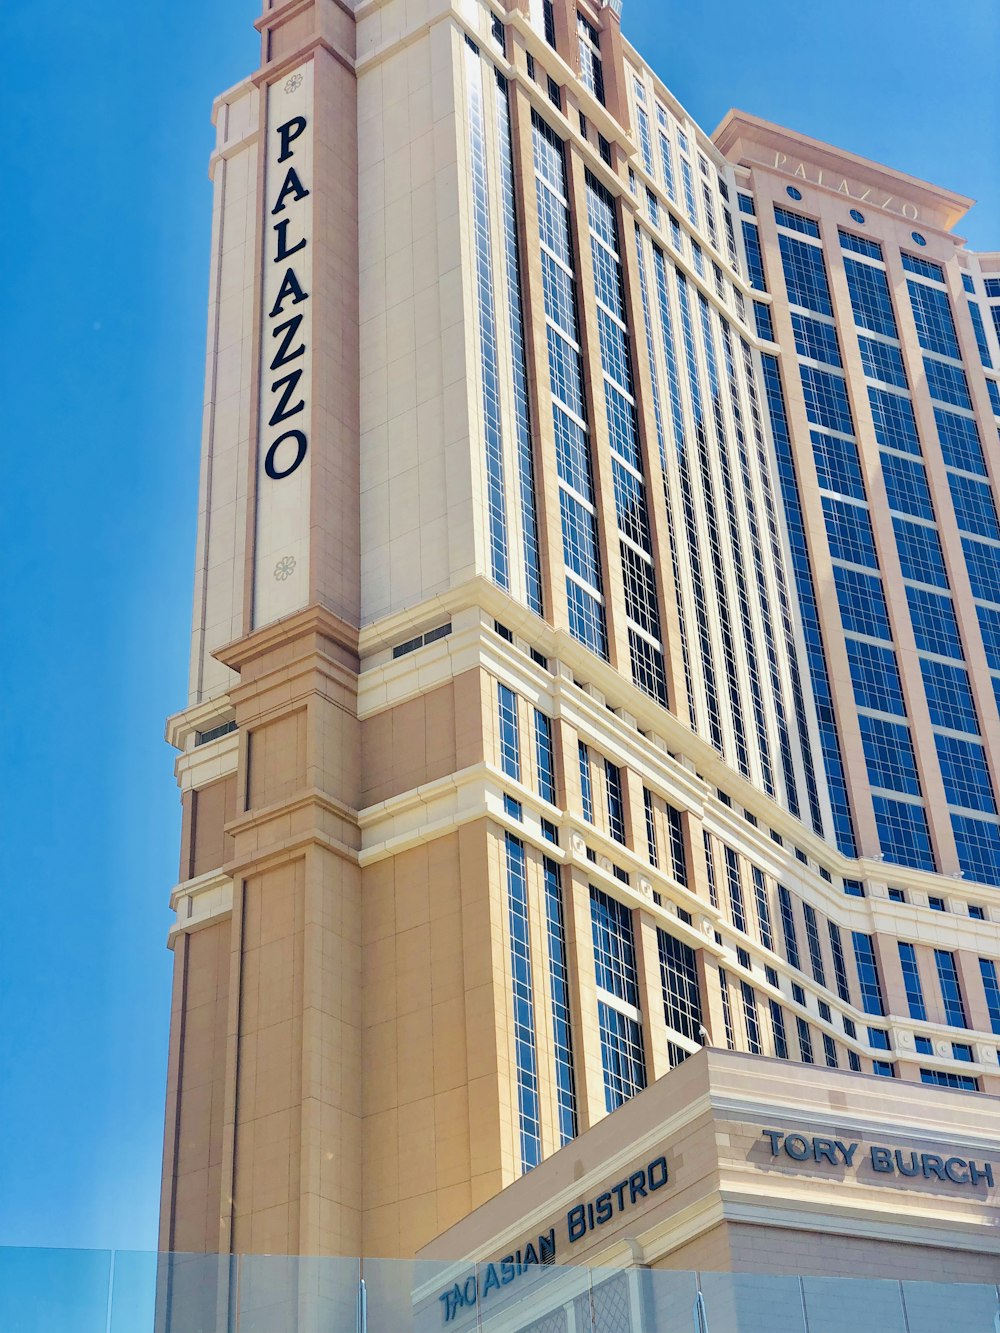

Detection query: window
xmin=867 ymin=1026 xmax=890 ymax=1050
xmin=534 ymin=710 xmax=556 ymax=804
xmin=802 ymin=904 xmax=827 ymax=987
xmin=577 ymin=12 xmax=605 ymax=105
xmin=719 ymin=969 xmax=736 ymax=1050
xmin=843 ymin=879 xmax=865 ymax=898
xmin=921 ymin=1069 xmax=979 ymax=1091
xmin=953 ymin=1042 xmax=974 ymax=1062
xmin=751 ymin=867 xmax=774 ymax=951
xmin=505 ymin=834 xmax=541 ymax=1170
xmin=778 ymin=886 xmax=801 ymax=970
xmin=828 ymin=922 xmax=851 ymax=1002
xmin=915 ymin=1036 xmax=933 ymax=1055
xmin=898 ymin=943 xmax=927 ymax=1020
xmin=935 ymin=950 xmax=968 ymax=1027
xmin=658 ymin=929 xmax=703 ymax=1052
xmin=969 ymin=905 xmax=986 ymax=920
xmin=823 ymin=1034 xmax=839 ymax=1068
xmin=873 ymin=1060 xmax=896 ymax=1078
xmin=724 ymin=846 xmax=747 ymax=933
xmin=544 ymin=859 xmax=577 ymax=1144
xmin=498 ymin=684 xmax=520 ymax=780
xmin=888 ymin=887 xmax=906 ymax=902
xmin=666 ymin=804 xmax=688 ymax=886
xmin=796 ymin=1017 xmax=814 ymax=1064
xmin=872 ymin=795 xmax=936 ymax=871
xmin=643 ymin=788 xmax=658 ymax=868
xmin=591 ymin=888 xmax=646 ymax=1110
xmin=848 ymin=1051 xmax=862 ymax=1072
xmin=852 ymin=932 xmax=886 ymax=1015
xmin=770 ymin=1001 xmax=789 ymax=1058
xmin=578 ymin=742 xmax=593 ymax=822
xmin=979 ymin=958 xmax=1000 ymax=1034
xmin=902 ymin=251 xmax=944 ymax=282
xmin=844 ymin=257 xmax=898 ymax=336
xmin=742 ymin=982 xmax=763 ymax=1054
xmin=792 ymin=982 xmax=806 ymax=1006
xmin=929 ymin=895 xmax=946 ymax=911
xmin=504 ymin=794 xmax=523 ymax=820
xmin=605 ymin=760 xmax=626 ymax=844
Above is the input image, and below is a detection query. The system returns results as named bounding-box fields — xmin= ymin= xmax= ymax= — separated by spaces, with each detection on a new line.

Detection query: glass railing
xmin=1 ymin=1248 xmax=998 ymax=1332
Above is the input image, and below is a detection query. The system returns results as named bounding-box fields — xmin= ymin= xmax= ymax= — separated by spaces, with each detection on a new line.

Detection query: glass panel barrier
xmin=0 ymin=1249 xmax=997 ymax=1332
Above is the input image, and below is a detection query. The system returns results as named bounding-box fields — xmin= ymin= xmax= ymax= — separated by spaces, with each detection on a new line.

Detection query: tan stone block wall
xmin=163 ymin=921 xmax=232 ymax=1254
xmin=190 ymin=776 xmax=238 ymax=878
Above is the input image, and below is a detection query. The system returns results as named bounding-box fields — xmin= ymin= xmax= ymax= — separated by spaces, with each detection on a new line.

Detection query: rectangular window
xmin=579 ymin=742 xmax=593 ymax=822
xmin=828 ymin=922 xmax=851 ymax=1002
xmin=802 ymin=904 xmax=827 ymax=987
xmin=605 ymin=760 xmax=626 ymax=844
xmin=852 ymin=932 xmax=886 ymax=1015
xmin=751 ymin=867 xmax=773 ymax=951
xmin=823 ymin=1034 xmax=839 ymax=1068
xmin=534 ymin=709 xmax=556 ymax=804
xmin=935 ymin=949 xmax=968 ymax=1028
xmin=658 ymin=929 xmax=703 ymax=1050
xmin=643 ymin=788 xmax=658 ymax=868
xmin=770 ymin=1000 xmax=789 ymax=1058
xmin=719 ymin=969 xmax=736 ymax=1049
xmin=666 ymin=804 xmax=688 ymax=887
xmin=505 ymin=834 xmax=541 ymax=1170
xmin=979 ymin=958 xmax=1000 ymax=1035
xmin=873 ymin=1060 xmax=896 ymax=1078
xmin=498 ymin=683 xmax=520 ymax=780
xmin=724 ymin=846 xmax=747 ymax=933
xmin=921 ymin=1069 xmax=978 ymax=1091
xmin=544 ymin=859 xmax=577 ymax=1144
xmin=898 ymin=942 xmax=927 ymax=1021
xmin=741 ymin=982 xmax=762 ymax=1054
xmin=796 ymin=1017 xmax=814 ymax=1064
xmin=778 ymin=886 xmax=801 ymax=970
xmin=591 ymin=888 xmax=646 ymax=1110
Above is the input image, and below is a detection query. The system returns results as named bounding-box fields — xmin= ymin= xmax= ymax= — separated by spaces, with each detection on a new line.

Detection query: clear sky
xmin=0 ymin=0 xmax=996 ymax=1255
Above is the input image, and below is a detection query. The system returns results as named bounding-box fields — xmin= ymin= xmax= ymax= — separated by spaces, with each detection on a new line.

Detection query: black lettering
xmin=610 ymin=1179 xmax=628 ymax=1210
xmin=264 ymin=429 xmax=307 ymax=480
xmin=269 ymin=267 xmax=309 ymax=317
xmin=629 ymin=1171 xmax=647 ymax=1203
xmin=836 ymin=1141 xmax=858 ymax=1166
xmin=271 ymin=165 xmax=310 ymax=214
xmin=922 ymin=1154 xmax=946 ymax=1181
xmin=870 ymin=1146 xmax=893 ymax=1173
xmin=273 ymin=217 xmax=307 ymax=262
xmin=647 ymin=1156 xmax=669 ymax=1189
xmin=270 ymin=313 xmax=305 ymax=371
xmin=594 ymin=1192 xmax=613 ymax=1224
xmin=538 ymin=1229 xmax=555 ymax=1263
xmin=969 ymin=1160 xmax=994 ymax=1187
xmin=586 ymin=1203 xmax=594 ymax=1231
xmin=567 ymin=1205 xmax=586 ymax=1242
xmin=813 ymin=1138 xmax=838 ymax=1166
xmin=945 ymin=1157 xmax=969 ymax=1185
xmin=276 ymin=114 xmax=307 ymax=163
xmin=894 ymin=1150 xmax=919 ymax=1178
xmin=763 ymin=1130 xmax=784 ymax=1156
xmin=784 ymin=1134 xmax=811 ymax=1161
xmin=269 ymin=367 xmax=305 ymax=427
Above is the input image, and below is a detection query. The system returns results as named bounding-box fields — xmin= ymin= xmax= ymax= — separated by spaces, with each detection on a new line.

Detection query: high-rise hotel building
xmin=160 ymin=0 xmax=1000 ymax=1281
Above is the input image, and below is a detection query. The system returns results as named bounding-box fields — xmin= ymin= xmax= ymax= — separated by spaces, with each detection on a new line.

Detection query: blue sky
xmin=0 ymin=0 xmax=996 ymax=1255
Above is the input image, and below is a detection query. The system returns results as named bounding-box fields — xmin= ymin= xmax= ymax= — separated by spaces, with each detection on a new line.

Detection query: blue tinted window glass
xmin=906 ymin=586 xmax=964 ymax=658
xmin=920 ymin=659 xmax=980 ymax=733
xmin=902 ymin=251 xmax=945 ymax=282
xmin=839 ymin=230 xmax=883 ymax=260
xmin=738 ymin=193 xmax=755 ymax=215
xmin=498 ymin=683 xmax=521 ymax=779
xmin=858 ymin=337 xmax=907 ymax=387
xmin=872 ymin=796 xmax=937 ymax=871
xmin=935 ymin=948 xmax=969 ymax=1028
xmin=868 ymin=388 xmax=921 ymax=453
xmin=846 ymin=639 xmax=906 ymax=714
xmin=949 ymin=473 xmax=1000 ymax=540
xmin=892 ymin=518 xmax=949 ymax=587
xmin=774 ymin=204 xmax=819 ymax=235
xmin=980 ymin=958 xmax=1000 ymax=1034
xmin=812 ymin=430 xmax=865 ymax=499
xmin=742 ymin=221 xmax=766 ymax=292
xmin=779 ymin=233 xmax=832 ymax=313
xmin=924 ymin=356 xmax=972 ymax=409
xmin=590 ymin=887 xmax=638 ymax=1003
xmin=596 ymin=1002 xmax=646 ymax=1110
xmin=824 ymin=497 xmax=879 ymax=567
xmin=800 ymin=365 xmax=854 ymax=432
xmin=908 ymin=280 xmax=961 ymax=358
xmin=504 ymin=833 xmax=541 ymax=1170
xmin=754 ymin=301 xmax=774 ymax=341
xmin=792 ymin=313 xmax=842 ymax=365
xmin=962 ymin=538 xmax=1000 ymax=604
xmin=859 ymin=715 xmax=922 ymax=796
xmin=968 ymin=302 xmax=994 ymax=368
xmin=935 ymin=734 xmax=997 ymax=814
xmin=852 ymin=931 xmax=886 ymax=1016
xmin=881 ymin=452 xmax=934 ymax=519
xmin=844 ymin=256 xmax=898 ymax=336
xmin=658 ymin=928 xmax=703 ymax=1046
xmin=834 ymin=567 xmax=892 ymax=638
xmin=935 ymin=409 xmax=987 ymax=474
xmin=953 ymin=816 xmax=1000 ymax=886
xmin=976 ymin=604 xmax=1000 ymax=671
xmin=898 ymin=942 xmax=927 ymax=1020
xmin=543 ymin=858 xmax=577 ymax=1144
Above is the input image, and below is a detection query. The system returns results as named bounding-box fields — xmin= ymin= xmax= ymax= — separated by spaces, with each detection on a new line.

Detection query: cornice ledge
xmin=214 ymin=604 xmax=360 ymax=675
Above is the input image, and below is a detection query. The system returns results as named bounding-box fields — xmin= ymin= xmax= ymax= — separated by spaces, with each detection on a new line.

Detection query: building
xmin=159 ymin=0 xmax=1000 ymax=1289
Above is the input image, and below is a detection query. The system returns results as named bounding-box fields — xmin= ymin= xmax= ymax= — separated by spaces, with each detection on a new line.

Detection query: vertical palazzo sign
xmin=253 ymin=63 xmax=314 ymax=627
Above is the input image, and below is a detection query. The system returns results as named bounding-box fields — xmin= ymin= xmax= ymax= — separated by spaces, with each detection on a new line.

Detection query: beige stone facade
xmin=161 ymin=0 xmax=1000 ymax=1281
